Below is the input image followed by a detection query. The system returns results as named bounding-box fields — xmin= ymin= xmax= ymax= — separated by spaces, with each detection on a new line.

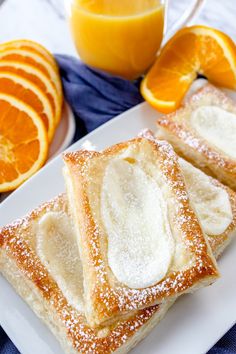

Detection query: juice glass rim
xmin=65 ymin=0 xmax=164 ymax=20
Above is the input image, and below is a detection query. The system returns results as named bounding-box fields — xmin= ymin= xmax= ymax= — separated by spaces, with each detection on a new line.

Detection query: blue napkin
xmin=0 ymin=55 xmax=235 ymax=354
xmin=0 ymin=327 xmax=18 ymax=354
xmin=56 ymin=54 xmax=144 ymax=140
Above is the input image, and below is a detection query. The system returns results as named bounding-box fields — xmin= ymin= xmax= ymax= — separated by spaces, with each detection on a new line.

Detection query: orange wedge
xmin=141 ymin=25 xmax=236 ymax=113
xmin=0 ymin=60 xmax=61 ymax=126
xmin=0 ymin=48 xmax=63 ymax=103
xmin=0 ymin=71 xmax=55 ymax=142
xmin=0 ymin=93 xmax=48 ymax=192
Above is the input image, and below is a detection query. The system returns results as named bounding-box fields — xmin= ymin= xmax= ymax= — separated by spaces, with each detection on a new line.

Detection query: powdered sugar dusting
xmin=65 ymin=137 xmax=218 ymax=324
xmin=0 ymin=194 xmax=161 ymax=353
xmin=156 ymin=84 xmax=236 ymax=173
xmin=101 ymin=158 xmax=174 ymax=289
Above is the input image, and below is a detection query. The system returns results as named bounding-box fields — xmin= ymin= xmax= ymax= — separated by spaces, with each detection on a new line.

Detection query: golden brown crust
xmin=0 ymin=194 xmax=163 ymax=354
xmin=0 ymin=189 xmax=235 ymax=353
xmin=63 ymin=137 xmax=219 ymax=327
xmin=140 ymin=129 xmax=236 ymax=257
xmin=156 ymin=84 xmax=236 ymax=190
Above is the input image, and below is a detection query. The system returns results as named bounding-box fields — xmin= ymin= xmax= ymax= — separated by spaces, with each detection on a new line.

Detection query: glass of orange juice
xmin=65 ymin=0 xmax=204 ymax=80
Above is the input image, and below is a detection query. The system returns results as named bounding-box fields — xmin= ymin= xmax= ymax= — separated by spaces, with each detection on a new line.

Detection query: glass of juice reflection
xmin=66 ymin=0 xmax=204 ymax=80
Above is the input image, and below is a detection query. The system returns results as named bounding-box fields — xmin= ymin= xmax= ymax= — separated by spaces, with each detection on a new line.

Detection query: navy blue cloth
xmin=55 ymin=54 xmax=144 ymax=140
xmin=0 ymin=327 xmax=19 ymax=354
xmin=0 ymin=55 xmax=235 ymax=354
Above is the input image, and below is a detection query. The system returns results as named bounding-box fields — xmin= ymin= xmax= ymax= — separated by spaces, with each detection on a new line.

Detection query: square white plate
xmin=0 ymin=81 xmax=236 ymax=354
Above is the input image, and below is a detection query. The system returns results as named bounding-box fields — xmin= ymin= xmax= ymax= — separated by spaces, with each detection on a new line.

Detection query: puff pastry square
xmin=141 ymin=129 xmax=236 ymax=259
xmin=63 ymin=137 xmax=219 ymax=327
xmin=0 ymin=194 xmax=173 ymax=354
xmin=156 ymin=83 xmax=236 ymax=190
xmin=0 ymin=187 xmax=235 ymax=353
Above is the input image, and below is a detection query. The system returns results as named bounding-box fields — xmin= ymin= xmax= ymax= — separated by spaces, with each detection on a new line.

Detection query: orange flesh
xmin=0 ymin=77 xmax=49 ymax=130
xmin=142 ymin=26 xmax=236 ymax=112
xmin=0 ymin=65 xmax=56 ymax=115
xmin=0 ymin=99 xmax=40 ymax=183
xmin=0 ymin=53 xmax=57 ymax=92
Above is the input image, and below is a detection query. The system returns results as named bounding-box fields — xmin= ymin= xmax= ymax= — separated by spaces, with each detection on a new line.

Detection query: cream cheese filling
xmin=179 ymin=158 xmax=232 ymax=235
xmin=191 ymin=105 xmax=236 ymax=159
xmin=101 ymin=159 xmax=174 ymax=289
xmin=37 ymin=211 xmax=84 ymax=312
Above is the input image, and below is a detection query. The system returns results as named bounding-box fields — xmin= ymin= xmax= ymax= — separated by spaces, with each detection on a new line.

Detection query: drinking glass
xmin=65 ymin=0 xmax=205 ymax=80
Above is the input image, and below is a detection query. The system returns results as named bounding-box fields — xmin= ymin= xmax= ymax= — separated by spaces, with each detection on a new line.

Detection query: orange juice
xmin=68 ymin=0 xmax=164 ymax=79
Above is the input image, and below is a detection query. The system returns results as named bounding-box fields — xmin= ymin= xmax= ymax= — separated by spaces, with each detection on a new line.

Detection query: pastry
xmin=63 ymin=137 xmax=219 ymax=327
xmin=1 ymin=185 xmax=235 ymax=353
xmin=156 ymin=83 xmax=236 ymax=190
xmin=0 ymin=194 xmax=173 ymax=354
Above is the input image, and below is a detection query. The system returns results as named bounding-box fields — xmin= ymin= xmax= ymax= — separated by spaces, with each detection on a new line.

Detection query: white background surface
xmin=0 ymin=0 xmax=235 ymax=54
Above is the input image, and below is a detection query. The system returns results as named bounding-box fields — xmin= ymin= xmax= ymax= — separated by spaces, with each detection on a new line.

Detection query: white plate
xmin=49 ymin=100 xmax=76 ymax=159
xmin=0 ymin=81 xmax=236 ymax=354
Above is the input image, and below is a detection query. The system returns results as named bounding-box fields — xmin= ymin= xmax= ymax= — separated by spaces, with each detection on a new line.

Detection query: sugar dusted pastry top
xmin=1 ymin=184 xmax=236 ymax=352
xmin=101 ymin=157 xmax=175 ymax=289
xmin=179 ymin=158 xmax=233 ymax=235
xmin=141 ymin=128 xmax=236 ymax=258
xmin=156 ymin=84 xmax=236 ymax=190
xmin=190 ymin=105 xmax=236 ymax=159
xmin=0 ymin=194 xmax=162 ymax=354
xmin=63 ymin=137 xmax=219 ymax=327
xmin=37 ymin=210 xmax=84 ymax=312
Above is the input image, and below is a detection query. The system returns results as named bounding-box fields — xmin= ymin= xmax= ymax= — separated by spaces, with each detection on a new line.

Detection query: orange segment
xmin=141 ymin=25 xmax=236 ymax=113
xmin=0 ymin=61 xmax=61 ymax=126
xmin=0 ymin=93 xmax=48 ymax=192
xmin=0 ymin=72 xmax=55 ymax=142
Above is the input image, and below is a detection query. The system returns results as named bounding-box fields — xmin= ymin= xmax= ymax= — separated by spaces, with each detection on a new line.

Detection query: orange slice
xmin=0 ymin=60 xmax=61 ymax=126
xmin=141 ymin=25 xmax=236 ymax=113
xmin=0 ymin=48 xmax=63 ymax=102
xmin=0 ymin=71 xmax=54 ymax=142
xmin=0 ymin=39 xmax=59 ymax=69
xmin=0 ymin=93 xmax=48 ymax=192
